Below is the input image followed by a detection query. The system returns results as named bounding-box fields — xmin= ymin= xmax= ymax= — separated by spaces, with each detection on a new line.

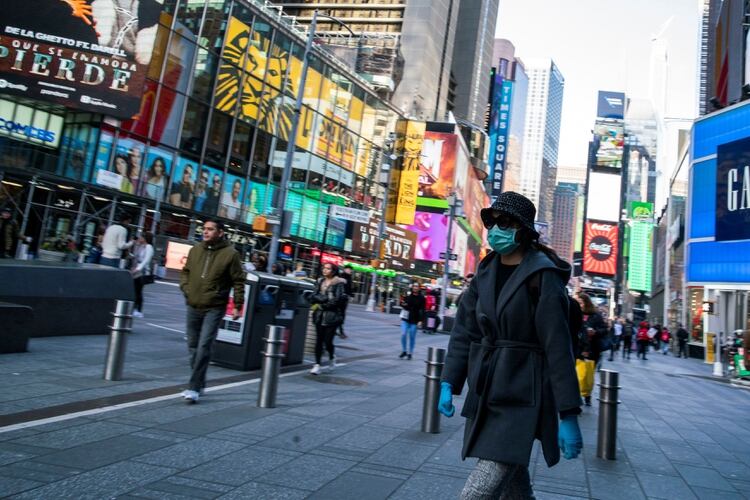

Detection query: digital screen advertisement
xmin=583 ymin=221 xmax=618 ymax=276
xmin=419 ymin=131 xmax=457 ymax=200
xmin=403 ymin=211 xmax=448 ymax=263
xmin=593 ymin=122 xmax=624 ymax=169
xmin=165 ymin=241 xmax=192 ymax=270
xmin=2 ymin=0 xmax=165 ymax=118
xmin=628 ymin=220 xmax=653 ymax=292
xmin=586 ymin=171 xmax=622 ymax=222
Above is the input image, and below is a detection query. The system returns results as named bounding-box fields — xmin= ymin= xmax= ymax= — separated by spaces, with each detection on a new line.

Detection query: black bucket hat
xmin=480 ymin=191 xmax=539 ymax=238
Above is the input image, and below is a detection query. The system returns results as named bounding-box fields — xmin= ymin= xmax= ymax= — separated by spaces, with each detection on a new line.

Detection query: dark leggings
xmin=133 ymin=277 xmax=145 ymax=312
xmin=315 ymin=324 xmax=337 ymax=364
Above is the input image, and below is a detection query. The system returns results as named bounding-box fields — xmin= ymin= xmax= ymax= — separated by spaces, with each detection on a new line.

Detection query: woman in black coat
xmin=399 ymin=282 xmax=426 ymax=360
xmin=438 ymin=192 xmax=583 ymax=499
xmin=309 ymin=263 xmax=347 ymax=375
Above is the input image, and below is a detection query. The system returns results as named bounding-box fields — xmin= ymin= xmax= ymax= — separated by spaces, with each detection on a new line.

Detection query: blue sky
xmin=496 ymin=0 xmax=699 ymax=167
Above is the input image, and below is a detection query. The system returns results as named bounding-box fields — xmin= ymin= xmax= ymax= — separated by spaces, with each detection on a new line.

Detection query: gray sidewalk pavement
xmin=1 ymin=283 xmax=750 ymax=499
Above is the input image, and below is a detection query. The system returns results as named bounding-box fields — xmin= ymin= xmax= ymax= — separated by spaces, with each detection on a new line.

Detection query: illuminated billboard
xmin=586 ymin=171 xmax=622 ymax=222
xmin=419 ymin=131 xmax=457 ymax=199
xmin=487 ymin=77 xmax=512 ymax=198
xmin=596 ymin=91 xmax=625 ymax=120
xmin=583 ymin=221 xmax=618 ymax=276
xmin=593 ymin=122 xmax=624 ymax=169
xmin=628 ymin=220 xmax=653 ymax=292
xmin=2 ymin=0 xmax=165 ymax=118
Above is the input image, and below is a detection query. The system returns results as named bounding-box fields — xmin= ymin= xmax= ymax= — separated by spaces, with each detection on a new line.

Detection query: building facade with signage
xmin=0 ymin=0 xmax=411 ymax=290
xmin=685 ymin=99 xmax=750 ymax=352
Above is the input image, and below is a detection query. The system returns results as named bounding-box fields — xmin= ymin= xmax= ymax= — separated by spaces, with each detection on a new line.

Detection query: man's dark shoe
xmin=407 ymin=354 xmax=412 ymax=360
xmin=399 ymin=352 xmax=407 ymax=359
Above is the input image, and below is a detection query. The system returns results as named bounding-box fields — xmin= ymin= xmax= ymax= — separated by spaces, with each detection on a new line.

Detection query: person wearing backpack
xmin=437 ymin=192 xmax=582 ymax=499
xmin=661 ymin=326 xmax=671 ymax=355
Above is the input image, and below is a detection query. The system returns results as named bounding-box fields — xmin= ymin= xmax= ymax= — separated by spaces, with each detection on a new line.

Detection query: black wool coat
xmin=441 ymin=249 xmax=581 ymax=467
xmin=311 ymin=277 xmax=348 ymax=327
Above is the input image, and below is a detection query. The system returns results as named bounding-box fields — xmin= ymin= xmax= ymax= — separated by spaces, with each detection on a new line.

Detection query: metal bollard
xmin=258 ymin=325 xmax=286 ymax=408
xmin=596 ymin=369 xmax=621 ymax=460
xmin=421 ymin=347 xmax=446 ymax=433
xmin=103 ymin=300 xmax=134 ymax=381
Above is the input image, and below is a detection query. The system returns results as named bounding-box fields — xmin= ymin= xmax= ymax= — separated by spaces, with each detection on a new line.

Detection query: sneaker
xmin=182 ymin=390 xmax=199 ymax=404
xmin=399 ymin=352 xmax=407 ymax=359
xmin=132 ymin=310 xmax=144 ymax=318
xmin=310 ymin=364 xmax=321 ymax=375
xmin=407 ymin=353 xmax=412 ymax=360
xmin=329 ymin=357 xmax=337 ymax=371
xmin=584 ymin=396 xmax=592 ymax=406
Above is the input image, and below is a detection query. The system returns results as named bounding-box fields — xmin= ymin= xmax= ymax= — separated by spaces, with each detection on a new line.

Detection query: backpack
xmin=527 ymin=272 xmax=584 ymax=357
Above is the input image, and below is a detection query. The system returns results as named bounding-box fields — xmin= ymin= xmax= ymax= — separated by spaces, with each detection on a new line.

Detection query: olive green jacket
xmin=179 ymin=239 xmax=245 ymax=310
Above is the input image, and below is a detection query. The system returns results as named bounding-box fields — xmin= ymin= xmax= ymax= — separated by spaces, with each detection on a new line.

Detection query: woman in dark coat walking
xmin=309 ymin=263 xmax=347 ymax=375
xmin=399 ymin=282 xmax=426 ymax=360
xmin=438 ymin=192 xmax=583 ymax=499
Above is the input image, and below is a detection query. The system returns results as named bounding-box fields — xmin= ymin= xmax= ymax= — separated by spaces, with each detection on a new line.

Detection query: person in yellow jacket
xmin=179 ymin=219 xmax=245 ymax=404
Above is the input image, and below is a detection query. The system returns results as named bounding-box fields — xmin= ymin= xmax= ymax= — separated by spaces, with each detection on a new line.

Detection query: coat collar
xmin=475 ymin=249 xmax=567 ymax=336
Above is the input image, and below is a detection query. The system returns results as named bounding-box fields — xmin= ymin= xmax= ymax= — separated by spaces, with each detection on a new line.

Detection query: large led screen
xmin=403 ymin=211 xmax=448 ymax=262
xmin=593 ymin=123 xmax=624 ymax=169
xmin=2 ymin=0 xmax=165 ymax=118
xmin=586 ymin=172 xmax=621 ymax=222
xmin=583 ymin=221 xmax=618 ymax=276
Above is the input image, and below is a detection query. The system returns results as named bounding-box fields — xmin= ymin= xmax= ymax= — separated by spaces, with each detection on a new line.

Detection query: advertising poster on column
xmin=2 ymin=0 xmax=165 ymax=118
xmin=93 ymin=135 xmax=145 ymax=194
xmin=217 ymin=283 xmax=251 ymax=345
xmin=169 ymin=157 xmax=198 ymax=209
xmin=219 ymin=173 xmax=245 ymax=221
xmin=192 ymin=165 xmax=223 ymax=214
xmin=583 ymin=221 xmax=618 ymax=276
xmin=142 ymin=147 xmax=172 ymax=200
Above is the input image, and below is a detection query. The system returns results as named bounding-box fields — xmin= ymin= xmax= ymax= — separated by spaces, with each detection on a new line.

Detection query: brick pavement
xmin=1 ymin=283 xmax=749 ymax=499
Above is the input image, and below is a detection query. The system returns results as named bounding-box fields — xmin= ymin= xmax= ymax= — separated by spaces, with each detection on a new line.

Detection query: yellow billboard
xmin=386 ymin=120 xmax=425 ymax=225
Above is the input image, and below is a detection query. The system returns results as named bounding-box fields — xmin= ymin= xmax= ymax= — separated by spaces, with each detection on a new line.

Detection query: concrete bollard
xmin=258 ymin=325 xmax=286 ymax=408
xmin=104 ymin=300 xmax=134 ymax=381
xmin=596 ymin=369 xmax=621 ymax=460
xmin=421 ymin=347 xmax=446 ymax=433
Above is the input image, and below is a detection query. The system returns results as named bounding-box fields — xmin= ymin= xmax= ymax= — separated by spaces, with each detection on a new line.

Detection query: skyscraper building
xmin=551 ymin=183 xmax=579 ymax=263
xmin=450 ymin=0 xmax=500 ymax=126
xmin=556 ymin=165 xmax=587 ymax=185
xmin=519 ymin=58 xmax=564 ymax=225
xmin=276 ymin=0 xmax=462 ymax=121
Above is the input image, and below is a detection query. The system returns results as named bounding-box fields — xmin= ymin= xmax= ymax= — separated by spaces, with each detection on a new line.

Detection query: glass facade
xmin=0 ymin=0 xmax=401 ymax=268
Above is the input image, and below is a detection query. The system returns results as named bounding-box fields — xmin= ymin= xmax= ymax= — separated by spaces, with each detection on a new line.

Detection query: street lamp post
xmin=366 ymin=138 xmax=396 ymax=312
xmin=438 ymin=193 xmax=460 ymax=323
xmin=268 ymin=11 xmax=357 ymax=270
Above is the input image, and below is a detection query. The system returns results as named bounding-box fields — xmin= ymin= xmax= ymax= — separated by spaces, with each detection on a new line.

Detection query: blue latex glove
xmin=558 ymin=415 xmax=583 ymax=459
xmin=437 ymin=382 xmax=455 ymax=417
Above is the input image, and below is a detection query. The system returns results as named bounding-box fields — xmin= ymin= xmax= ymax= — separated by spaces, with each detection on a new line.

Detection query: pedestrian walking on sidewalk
xmin=576 ymin=293 xmax=606 ymax=405
xmin=676 ymin=324 xmax=689 ymax=358
xmin=609 ymin=317 xmax=623 ymax=361
xmin=0 ymin=208 xmax=20 ymax=258
xmin=399 ymin=282 xmax=426 ymax=360
xmin=100 ymin=214 xmax=135 ymax=268
xmin=309 ymin=263 xmax=347 ymax=375
xmin=438 ymin=192 xmax=582 ymax=499
xmin=636 ymin=321 xmax=650 ymax=360
xmin=130 ymin=232 xmax=154 ymax=318
xmin=179 ymin=220 xmax=245 ymax=403
xmin=338 ymin=264 xmax=353 ymax=339
xmin=661 ymin=326 xmax=671 ymax=355
xmin=622 ymin=321 xmax=634 ymax=359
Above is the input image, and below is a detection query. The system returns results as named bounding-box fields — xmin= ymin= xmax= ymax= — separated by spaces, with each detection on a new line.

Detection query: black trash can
xmin=211 ymin=272 xmax=281 ymax=371
xmin=284 ymin=279 xmax=314 ymax=366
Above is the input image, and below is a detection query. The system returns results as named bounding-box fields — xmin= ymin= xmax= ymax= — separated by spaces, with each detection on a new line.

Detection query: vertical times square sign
xmin=487 ymin=75 xmax=513 ymax=199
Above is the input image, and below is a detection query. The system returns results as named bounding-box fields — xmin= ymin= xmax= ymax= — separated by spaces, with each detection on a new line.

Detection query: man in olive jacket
xmin=179 ymin=219 xmax=245 ymax=403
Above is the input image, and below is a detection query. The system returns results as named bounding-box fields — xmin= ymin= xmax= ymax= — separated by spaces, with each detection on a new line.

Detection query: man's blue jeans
xmin=99 ymin=257 xmax=120 ymax=268
xmin=186 ymin=305 xmax=224 ymax=392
